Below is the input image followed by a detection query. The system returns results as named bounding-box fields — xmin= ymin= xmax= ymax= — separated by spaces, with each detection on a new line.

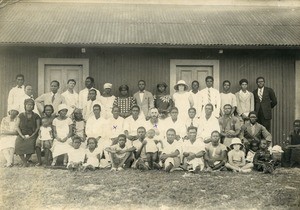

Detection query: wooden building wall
xmin=0 ymin=46 xmax=297 ymax=145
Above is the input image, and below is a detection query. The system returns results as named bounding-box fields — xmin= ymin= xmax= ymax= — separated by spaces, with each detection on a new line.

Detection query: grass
xmin=0 ymin=156 xmax=300 ymax=210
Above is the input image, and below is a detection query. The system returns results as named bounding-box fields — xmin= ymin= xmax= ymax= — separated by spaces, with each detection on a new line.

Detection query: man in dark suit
xmin=253 ymin=77 xmax=277 ymax=132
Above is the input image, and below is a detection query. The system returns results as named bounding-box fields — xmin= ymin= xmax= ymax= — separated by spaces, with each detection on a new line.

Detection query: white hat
xmin=103 ymin=83 xmax=112 ymax=89
xmin=58 ymin=104 xmax=68 ymax=113
xmin=230 ymin=138 xmax=244 ymax=149
xmin=272 ymin=145 xmax=284 ymax=153
xmin=174 ymin=80 xmax=188 ymax=91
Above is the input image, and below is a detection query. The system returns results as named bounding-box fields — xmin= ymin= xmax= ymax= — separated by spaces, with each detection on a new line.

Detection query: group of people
xmin=0 ymin=73 xmax=298 ymax=173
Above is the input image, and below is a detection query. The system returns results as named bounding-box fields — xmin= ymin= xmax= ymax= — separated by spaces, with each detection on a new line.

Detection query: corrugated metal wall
xmin=0 ymin=47 xmax=297 ymax=145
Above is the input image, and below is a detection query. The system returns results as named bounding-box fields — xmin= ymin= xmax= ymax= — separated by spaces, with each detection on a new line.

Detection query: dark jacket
xmin=253 ymin=87 xmax=277 ymax=120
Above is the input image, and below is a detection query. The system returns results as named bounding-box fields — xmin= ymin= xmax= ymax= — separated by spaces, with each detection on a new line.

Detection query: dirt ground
xmin=0 ymin=156 xmax=300 ymax=210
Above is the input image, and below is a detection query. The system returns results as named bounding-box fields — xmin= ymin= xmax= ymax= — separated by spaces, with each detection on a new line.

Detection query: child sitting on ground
xmin=253 ymin=139 xmax=274 ymax=173
xmin=36 ymin=117 xmax=53 ymax=166
xmin=83 ymin=137 xmax=103 ymax=170
xmin=225 ymin=138 xmax=252 ymax=172
xmin=246 ymin=140 xmax=259 ymax=164
xmin=159 ymin=128 xmax=181 ymax=172
xmin=67 ymin=136 xmax=86 ymax=171
xmin=105 ymin=134 xmax=135 ymax=171
xmin=204 ymin=131 xmax=227 ymax=171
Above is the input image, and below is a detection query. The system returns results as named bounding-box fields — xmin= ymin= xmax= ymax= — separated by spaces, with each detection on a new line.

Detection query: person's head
xmin=8 ymin=108 xmax=19 ymax=119
xmin=149 ymin=108 xmax=159 ymax=119
xmin=137 ymin=127 xmax=146 ymax=139
xmin=67 ymin=79 xmax=76 ymax=90
xmin=87 ymin=137 xmax=97 ymax=150
xmin=174 ymin=80 xmax=188 ymax=92
xmin=188 ymin=107 xmax=196 ymax=119
xmin=138 ymin=80 xmax=146 ymax=91
xmin=41 ymin=117 xmax=50 ymax=127
xmin=73 ymin=108 xmax=83 ymax=121
xmin=248 ymin=111 xmax=257 ymax=125
xmin=166 ymin=128 xmax=176 ymax=143
xmin=88 ymin=89 xmax=97 ymax=101
xmin=118 ymin=134 xmax=127 ymax=147
xmin=256 ymin=76 xmax=265 ymax=88
xmin=259 ymin=139 xmax=268 ymax=150
xmin=93 ymin=104 xmax=101 ymax=117
xmin=85 ymin=77 xmax=95 ymax=89
xmin=205 ymin=76 xmax=214 ymax=88
xmin=170 ymin=107 xmax=179 ymax=120
xmin=223 ymin=104 xmax=232 ymax=116
xmin=72 ymin=137 xmax=82 ymax=149
xmin=111 ymin=106 xmax=120 ymax=118
xmin=205 ymin=103 xmax=214 ymax=116
xmin=222 ymin=80 xmax=231 ymax=92
xmin=147 ymin=129 xmax=156 ymax=139
xmin=211 ymin=131 xmax=220 ymax=145
xmin=16 ymin=74 xmax=24 ymax=87
xmin=230 ymin=138 xmax=243 ymax=151
xmin=250 ymin=140 xmax=259 ymax=152
xmin=24 ymin=85 xmax=33 ymax=96
xmin=157 ymin=82 xmax=167 ymax=93
xmin=119 ymin=85 xmax=129 ymax=97
xmin=131 ymin=105 xmax=140 ymax=118
xmin=43 ymin=105 xmax=54 ymax=117
xmin=191 ymin=80 xmax=199 ymax=91
xmin=103 ymin=83 xmax=112 ymax=95
xmin=187 ymin=126 xmax=197 ymax=141
xmin=293 ymin=120 xmax=300 ymax=134
xmin=239 ymin=79 xmax=248 ymax=91
xmin=58 ymin=104 xmax=68 ymax=117
xmin=50 ymin=80 xmax=60 ymax=94
xmin=24 ymin=98 xmax=35 ymax=111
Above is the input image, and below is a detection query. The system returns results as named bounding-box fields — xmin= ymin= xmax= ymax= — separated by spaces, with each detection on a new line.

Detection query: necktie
xmin=51 ymin=94 xmax=55 ymax=103
xmin=208 ymin=88 xmax=211 ymax=103
xmin=258 ymin=89 xmax=263 ymax=102
xmin=191 ymin=119 xmax=193 ymax=126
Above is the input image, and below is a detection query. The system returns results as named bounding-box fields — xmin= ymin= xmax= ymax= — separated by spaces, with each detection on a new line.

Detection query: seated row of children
xmin=65 ymin=126 xmax=280 ymax=174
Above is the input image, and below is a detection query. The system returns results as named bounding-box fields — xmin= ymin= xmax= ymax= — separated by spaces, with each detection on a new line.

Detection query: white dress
xmin=84 ymin=147 xmax=103 ymax=167
xmin=0 ymin=116 xmax=18 ymax=150
xmin=99 ymin=95 xmax=116 ymax=119
xmin=172 ymin=92 xmax=192 ymax=121
xmin=51 ymin=117 xmax=73 ymax=158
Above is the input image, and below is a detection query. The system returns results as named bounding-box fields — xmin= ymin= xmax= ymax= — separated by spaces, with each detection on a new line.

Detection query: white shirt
xmin=162 ymin=117 xmax=186 ymax=139
xmin=106 ymin=116 xmax=124 ymax=139
xmin=83 ymin=99 xmax=102 ymax=120
xmin=198 ymin=115 xmax=220 ymax=140
xmin=67 ymin=147 xmax=86 ymax=164
xmin=62 ymin=90 xmax=79 ymax=114
xmin=7 ymin=85 xmax=25 ymax=113
xmin=85 ymin=115 xmax=108 ymax=140
xmin=220 ymin=92 xmax=237 ymax=112
xmin=162 ymin=140 xmax=181 ymax=155
xmin=123 ymin=116 xmax=146 ymax=136
xmin=181 ymin=139 xmax=205 ymax=154
xmin=189 ymin=90 xmax=202 ymax=117
xmin=199 ymin=87 xmax=220 ymax=118
xmin=139 ymin=92 xmax=145 ymax=103
xmin=185 ymin=117 xmax=200 ymax=130
xmin=78 ymin=88 xmax=101 ymax=109
xmin=99 ymin=95 xmax=116 ymax=119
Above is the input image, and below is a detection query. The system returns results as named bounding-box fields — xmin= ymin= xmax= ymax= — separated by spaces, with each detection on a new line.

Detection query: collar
xmin=139 ymin=90 xmax=145 ymax=93
xmin=16 ymin=85 xmax=24 ymax=89
xmin=51 ymin=92 xmax=56 ymax=96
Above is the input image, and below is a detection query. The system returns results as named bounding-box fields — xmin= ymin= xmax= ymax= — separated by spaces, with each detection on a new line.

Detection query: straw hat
xmin=58 ymin=104 xmax=68 ymax=113
xmin=230 ymin=138 xmax=244 ymax=149
xmin=174 ymin=80 xmax=188 ymax=91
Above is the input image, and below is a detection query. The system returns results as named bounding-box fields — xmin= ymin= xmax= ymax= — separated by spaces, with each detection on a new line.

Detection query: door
xmin=170 ymin=60 xmax=220 ymax=95
xmin=176 ymin=66 xmax=213 ymax=90
xmin=44 ymin=65 xmax=83 ymax=93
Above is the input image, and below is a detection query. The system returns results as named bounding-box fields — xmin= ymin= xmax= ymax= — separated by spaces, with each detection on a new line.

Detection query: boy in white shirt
xmin=105 ymin=134 xmax=135 ymax=171
xmin=159 ymin=128 xmax=181 ymax=172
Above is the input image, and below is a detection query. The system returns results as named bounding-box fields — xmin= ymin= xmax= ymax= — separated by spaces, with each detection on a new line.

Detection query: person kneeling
xmin=105 ymin=134 xmax=135 ymax=171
